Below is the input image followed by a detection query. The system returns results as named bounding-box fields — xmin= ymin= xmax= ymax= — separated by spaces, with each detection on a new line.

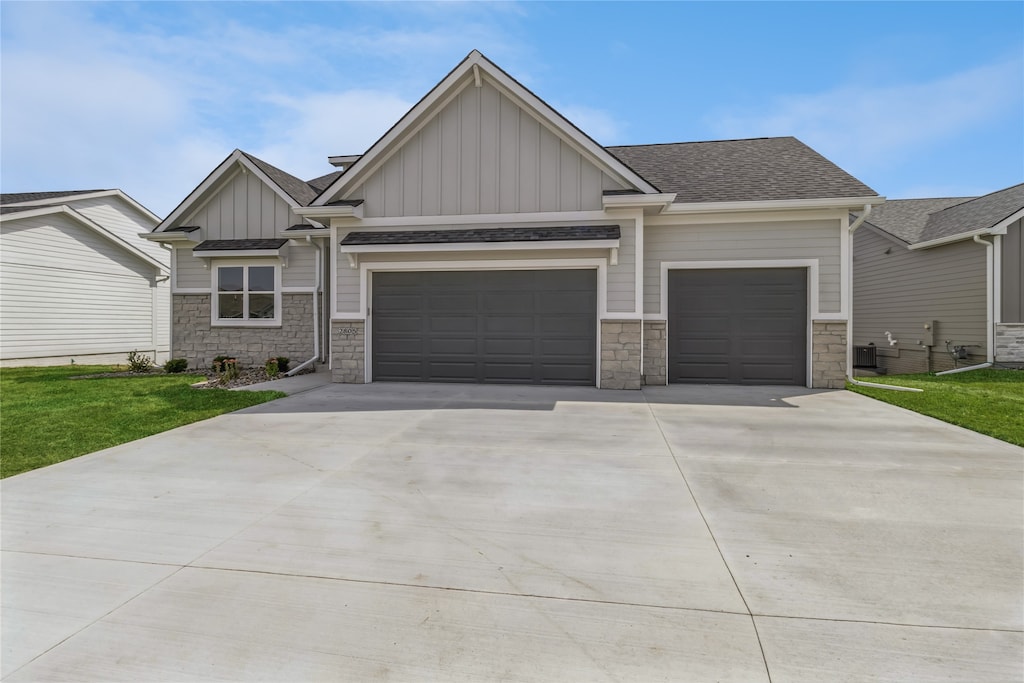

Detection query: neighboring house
xmin=853 ymin=183 xmax=1024 ymax=374
xmin=0 ymin=190 xmax=169 ymax=366
xmin=145 ymin=50 xmax=881 ymax=389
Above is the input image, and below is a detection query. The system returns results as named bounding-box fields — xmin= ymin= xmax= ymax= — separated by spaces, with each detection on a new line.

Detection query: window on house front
xmin=213 ymin=263 xmax=280 ymax=325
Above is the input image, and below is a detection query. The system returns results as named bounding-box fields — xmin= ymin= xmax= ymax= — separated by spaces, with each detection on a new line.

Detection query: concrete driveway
xmin=2 ymin=383 xmax=1021 ymax=682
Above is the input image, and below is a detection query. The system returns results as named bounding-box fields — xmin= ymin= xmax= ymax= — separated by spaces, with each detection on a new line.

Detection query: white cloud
xmin=707 ymin=59 xmax=1023 ymax=169
xmin=252 ymin=90 xmax=415 ymax=181
xmin=555 ymin=104 xmax=625 ymax=145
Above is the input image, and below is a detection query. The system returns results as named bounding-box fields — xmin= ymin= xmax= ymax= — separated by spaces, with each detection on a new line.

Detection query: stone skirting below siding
xmin=812 ymin=321 xmax=847 ymax=389
xmin=995 ymin=323 xmax=1024 ymax=364
xmin=642 ymin=321 xmax=667 ymax=386
xmin=172 ymin=293 xmax=315 ymax=368
xmin=332 ymin=321 xmax=366 ymax=383
xmin=600 ymin=320 xmax=642 ymax=390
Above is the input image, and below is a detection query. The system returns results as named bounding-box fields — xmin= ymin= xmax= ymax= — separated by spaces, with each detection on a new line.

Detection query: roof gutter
xmin=662 ymin=195 xmax=884 ymax=215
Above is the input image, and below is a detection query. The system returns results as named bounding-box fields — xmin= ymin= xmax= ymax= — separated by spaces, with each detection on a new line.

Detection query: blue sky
xmin=2 ymin=1 xmax=1021 ymax=216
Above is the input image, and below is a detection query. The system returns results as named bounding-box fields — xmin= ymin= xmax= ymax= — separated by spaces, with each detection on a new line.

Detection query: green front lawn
xmin=0 ymin=365 xmax=285 ymax=478
xmin=848 ymin=369 xmax=1024 ymax=447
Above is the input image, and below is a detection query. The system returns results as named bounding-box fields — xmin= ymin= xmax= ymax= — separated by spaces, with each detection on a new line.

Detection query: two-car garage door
xmin=372 ymin=270 xmax=596 ymax=385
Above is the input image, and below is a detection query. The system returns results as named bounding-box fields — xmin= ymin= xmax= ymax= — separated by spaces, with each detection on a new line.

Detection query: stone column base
xmin=600 ymin=320 xmax=642 ymax=389
xmin=812 ymin=321 xmax=847 ymax=389
xmin=995 ymin=323 xmax=1024 ymax=364
xmin=642 ymin=321 xmax=667 ymax=385
xmin=331 ymin=321 xmax=365 ymax=383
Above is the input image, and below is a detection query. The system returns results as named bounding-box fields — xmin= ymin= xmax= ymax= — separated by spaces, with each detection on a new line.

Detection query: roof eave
xmin=662 ymin=195 xmax=885 ymax=215
xmin=602 ymin=193 xmax=677 ymax=214
xmin=909 ymin=207 xmax=1024 ymax=250
xmin=294 ymin=204 xmax=363 ymax=219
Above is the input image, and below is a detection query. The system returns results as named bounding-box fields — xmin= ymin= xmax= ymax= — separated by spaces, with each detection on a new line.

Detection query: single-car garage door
xmin=372 ymin=270 xmax=596 ymax=385
xmin=668 ymin=268 xmax=807 ymax=385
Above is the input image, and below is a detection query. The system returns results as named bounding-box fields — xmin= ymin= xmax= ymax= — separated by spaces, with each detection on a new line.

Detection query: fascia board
xmin=602 ymin=193 xmax=677 ymax=212
xmin=193 ymin=249 xmax=284 ymax=258
xmin=662 ymin=196 xmax=885 ymax=214
xmin=139 ymin=231 xmax=195 ymax=243
xmin=3 ymin=189 xmax=159 ymax=223
xmin=294 ymin=204 xmax=362 ymax=219
xmin=312 ymin=51 xmax=659 ymax=205
xmin=339 ymin=239 xmax=620 ymax=254
xmin=908 ymin=207 xmax=1023 ymax=250
xmin=3 ymin=205 xmax=167 ymax=272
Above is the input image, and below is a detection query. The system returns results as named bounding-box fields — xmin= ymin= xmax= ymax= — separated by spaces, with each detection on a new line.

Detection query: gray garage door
xmin=372 ymin=270 xmax=596 ymax=385
xmin=668 ymin=268 xmax=807 ymax=385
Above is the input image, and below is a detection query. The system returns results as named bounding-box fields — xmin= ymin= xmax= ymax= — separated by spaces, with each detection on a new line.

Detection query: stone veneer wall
xmin=812 ymin=321 xmax=847 ymax=389
xmin=600 ymin=321 xmax=642 ymax=390
xmin=995 ymin=323 xmax=1024 ymax=364
xmin=642 ymin=321 xmax=667 ymax=386
xmin=332 ymin=321 xmax=366 ymax=383
xmin=172 ymin=294 xmax=315 ymax=368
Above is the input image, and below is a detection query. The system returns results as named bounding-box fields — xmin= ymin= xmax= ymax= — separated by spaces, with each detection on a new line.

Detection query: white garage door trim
xmin=358 ymin=258 xmax=609 ymax=386
xmin=659 ymin=259 xmax=819 ymax=388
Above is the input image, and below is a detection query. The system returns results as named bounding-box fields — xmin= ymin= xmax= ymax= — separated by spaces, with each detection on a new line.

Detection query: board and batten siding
xmin=333 ymin=222 xmax=634 ymax=315
xmin=184 ymin=168 xmax=304 ymax=240
xmin=643 ymin=219 xmax=841 ymax=315
xmin=1002 ymin=219 xmax=1023 ymax=323
xmin=1 ymin=214 xmax=163 ymax=362
xmin=853 ymin=226 xmax=987 ymax=361
xmin=351 ymin=80 xmax=624 ymax=217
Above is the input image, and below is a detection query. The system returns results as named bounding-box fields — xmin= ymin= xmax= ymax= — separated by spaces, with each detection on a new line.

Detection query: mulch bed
xmin=72 ymin=365 xmax=313 ymax=388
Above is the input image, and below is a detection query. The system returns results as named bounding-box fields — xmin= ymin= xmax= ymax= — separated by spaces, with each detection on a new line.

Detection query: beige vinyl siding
xmin=185 ymin=169 xmax=303 ymax=240
xmin=0 ymin=215 xmax=161 ymax=361
xmin=853 ymin=227 xmax=987 ymax=365
xmin=66 ymin=196 xmax=165 ymax=264
xmin=1002 ymin=220 xmax=1022 ymax=323
xmin=644 ymin=219 xmax=841 ymax=315
xmin=175 ymin=247 xmax=309 ymax=289
xmin=607 ymin=222 xmax=635 ymax=312
xmin=354 ymin=80 xmax=619 ymax=217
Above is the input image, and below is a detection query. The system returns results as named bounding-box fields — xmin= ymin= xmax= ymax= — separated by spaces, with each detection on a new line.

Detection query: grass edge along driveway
xmin=1 ymin=365 xmax=285 ymax=478
xmin=848 ymin=368 xmax=1024 ymax=447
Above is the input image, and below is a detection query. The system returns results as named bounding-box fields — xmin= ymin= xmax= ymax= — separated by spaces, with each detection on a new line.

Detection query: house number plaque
xmin=337 ymin=327 xmax=360 ymax=335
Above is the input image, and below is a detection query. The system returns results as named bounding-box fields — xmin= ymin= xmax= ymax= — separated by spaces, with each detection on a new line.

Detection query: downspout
xmin=844 ymin=205 xmax=923 ymax=392
xmin=935 ymin=235 xmax=995 ymax=375
xmin=159 ymin=242 xmax=173 ymax=361
xmin=285 ymin=236 xmax=322 ymax=376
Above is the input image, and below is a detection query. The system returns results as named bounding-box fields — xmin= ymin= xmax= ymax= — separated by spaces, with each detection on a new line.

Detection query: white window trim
xmin=211 ymin=260 xmax=282 ymax=327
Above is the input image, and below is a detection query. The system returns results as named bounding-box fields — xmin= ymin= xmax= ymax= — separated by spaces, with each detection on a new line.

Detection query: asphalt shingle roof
xmin=607 ymin=137 xmax=877 ymax=203
xmin=1 ymin=190 xmax=108 ymax=205
xmin=194 ymin=239 xmax=288 ymax=251
xmin=240 ymin=152 xmax=320 ymax=206
xmin=861 ymin=183 xmax=1024 ymax=246
xmin=918 ymin=183 xmax=1024 ymax=243
xmin=341 ymin=226 xmax=620 ymax=246
xmin=306 ymin=171 xmax=345 ymax=193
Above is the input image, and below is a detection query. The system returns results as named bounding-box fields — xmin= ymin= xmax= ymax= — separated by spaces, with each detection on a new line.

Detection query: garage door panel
xmin=669 ymin=268 xmax=806 ymax=386
xmin=372 ymin=270 xmax=596 ymax=385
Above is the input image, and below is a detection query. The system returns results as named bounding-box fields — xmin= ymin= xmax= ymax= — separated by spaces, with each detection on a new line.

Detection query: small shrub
xmin=164 ymin=358 xmax=188 ymax=374
xmin=275 ymin=356 xmax=290 ymax=373
xmin=265 ymin=358 xmax=279 ymax=377
xmin=126 ymin=350 xmax=154 ymax=373
xmin=211 ymin=357 xmax=240 ymax=383
xmin=212 ymin=354 xmax=232 ymax=366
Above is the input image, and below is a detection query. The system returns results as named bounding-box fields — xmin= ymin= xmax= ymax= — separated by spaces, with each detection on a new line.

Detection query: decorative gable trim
xmin=157 ymin=150 xmax=301 ymax=232
xmin=311 ymin=50 xmax=659 ymax=207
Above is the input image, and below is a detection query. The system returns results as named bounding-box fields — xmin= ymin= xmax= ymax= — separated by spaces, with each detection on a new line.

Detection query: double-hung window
xmin=212 ymin=263 xmax=281 ymax=326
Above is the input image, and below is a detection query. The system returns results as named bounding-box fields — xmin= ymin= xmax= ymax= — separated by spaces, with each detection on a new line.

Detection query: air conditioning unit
xmin=853 ymin=345 xmax=877 ymax=368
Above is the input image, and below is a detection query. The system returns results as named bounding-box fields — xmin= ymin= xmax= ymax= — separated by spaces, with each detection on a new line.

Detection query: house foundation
xmin=331 ymin=320 xmax=366 ymax=383
xmin=600 ymin=320 xmax=642 ymax=389
xmin=995 ymin=323 xmax=1024 ymax=364
xmin=812 ymin=321 xmax=848 ymax=389
xmin=642 ymin=321 xmax=667 ymax=385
